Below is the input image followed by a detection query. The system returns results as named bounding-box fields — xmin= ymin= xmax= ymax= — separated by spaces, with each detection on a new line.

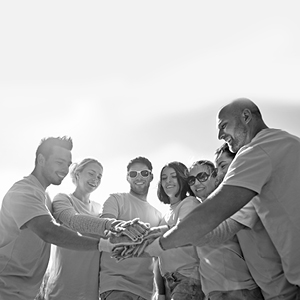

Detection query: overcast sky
xmin=1 ymin=1 xmax=299 ymax=212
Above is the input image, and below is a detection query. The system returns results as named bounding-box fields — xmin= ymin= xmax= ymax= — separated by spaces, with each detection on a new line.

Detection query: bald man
xmin=147 ymin=98 xmax=300 ymax=292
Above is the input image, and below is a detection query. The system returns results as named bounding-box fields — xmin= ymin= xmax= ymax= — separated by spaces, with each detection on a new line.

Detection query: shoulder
xmin=105 ymin=192 xmax=126 ymax=202
xmin=53 ymin=193 xmax=70 ymax=202
xmin=5 ymin=176 xmax=45 ymax=204
xmin=180 ymin=196 xmax=200 ymax=207
xmin=174 ymin=196 xmax=200 ymax=214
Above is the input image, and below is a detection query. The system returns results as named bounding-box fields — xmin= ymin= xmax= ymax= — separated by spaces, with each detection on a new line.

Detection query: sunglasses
xmin=187 ymin=170 xmax=216 ymax=186
xmin=128 ymin=170 xmax=152 ymax=178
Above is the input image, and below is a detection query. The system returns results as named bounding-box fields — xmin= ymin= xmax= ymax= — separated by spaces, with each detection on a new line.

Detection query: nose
xmin=218 ymin=129 xmax=224 ymax=140
xmin=63 ymin=164 xmax=70 ymax=174
xmin=194 ymin=178 xmax=202 ymax=185
xmin=135 ymin=173 xmax=143 ymax=179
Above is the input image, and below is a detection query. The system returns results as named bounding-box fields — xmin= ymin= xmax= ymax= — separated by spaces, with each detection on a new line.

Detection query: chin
xmin=52 ymin=179 xmax=64 ymax=186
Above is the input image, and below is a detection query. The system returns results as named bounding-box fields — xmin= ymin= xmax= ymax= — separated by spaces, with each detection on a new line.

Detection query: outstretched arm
xmin=195 ymin=217 xmax=245 ymax=247
xmin=24 ymin=214 xmax=99 ymax=251
xmin=160 ymin=185 xmax=257 ymax=250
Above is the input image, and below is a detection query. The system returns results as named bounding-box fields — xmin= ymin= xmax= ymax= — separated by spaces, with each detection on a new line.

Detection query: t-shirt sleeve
xmin=176 ymin=197 xmax=200 ymax=225
xmin=7 ymin=187 xmax=51 ymax=229
xmin=52 ymin=193 xmax=74 ymax=219
xmin=100 ymin=194 xmax=120 ymax=218
xmin=230 ymin=201 xmax=259 ymax=229
xmin=223 ymin=145 xmax=272 ymax=194
xmin=52 ymin=193 xmax=108 ymax=236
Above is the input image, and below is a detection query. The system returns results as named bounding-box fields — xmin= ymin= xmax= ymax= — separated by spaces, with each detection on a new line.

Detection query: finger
xmin=125 ymin=226 xmax=145 ymax=239
xmin=122 ymin=228 xmax=144 ymax=242
xmin=109 ymin=232 xmax=142 ymax=245
xmin=136 ymin=220 xmax=150 ymax=230
xmin=137 ymin=239 xmax=151 ymax=256
xmin=131 ymin=223 xmax=149 ymax=235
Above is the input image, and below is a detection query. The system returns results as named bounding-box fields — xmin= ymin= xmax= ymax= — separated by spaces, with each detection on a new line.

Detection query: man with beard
xmin=144 ymin=98 xmax=300 ymax=293
xmin=0 ymin=137 xmax=104 ymax=300
xmin=99 ymin=156 xmax=163 ymax=300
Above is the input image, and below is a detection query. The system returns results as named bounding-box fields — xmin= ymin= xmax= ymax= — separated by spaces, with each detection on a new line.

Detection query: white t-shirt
xmin=197 ymin=232 xmax=257 ymax=295
xmin=0 ymin=175 xmax=52 ymax=300
xmin=224 ymin=128 xmax=300 ymax=286
xmin=100 ymin=192 xmax=162 ymax=300
xmin=47 ymin=193 xmax=102 ymax=300
xmin=159 ymin=196 xmax=200 ymax=280
xmin=232 ymin=202 xmax=298 ymax=299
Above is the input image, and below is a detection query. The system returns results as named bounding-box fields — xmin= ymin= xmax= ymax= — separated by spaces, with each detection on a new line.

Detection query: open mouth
xmin=195 ymin=187 xmax=205 ymax=192
xmin=57 ymin=172 xmax=66 ymax=179
xmin=135 ymin=181 xmax=145 ymax=185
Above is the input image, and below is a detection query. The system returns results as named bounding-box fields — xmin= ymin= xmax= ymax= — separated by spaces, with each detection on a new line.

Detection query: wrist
xmin=98 ymin=238 xmax=111 ymax=252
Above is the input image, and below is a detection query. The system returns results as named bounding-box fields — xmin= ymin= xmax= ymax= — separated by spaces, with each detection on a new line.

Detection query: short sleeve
xmin=52 ymin=193 xmax=74 ymax=219
xmin=7 ymin=186 xmax=50 ymax=229
xmin=176 ymin=196 xmax=200 ymax=224
xmin=223 ymin=145 xmax=272 ymax=194
xmin=230 ymin=201 xmax=259 ymax=228
xmin=100 ymin=194 xmax=120 ymax=218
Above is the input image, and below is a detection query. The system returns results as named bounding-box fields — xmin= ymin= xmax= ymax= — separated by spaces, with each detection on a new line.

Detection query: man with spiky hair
xmin=0 ymin=136 xmax=101 ymax=300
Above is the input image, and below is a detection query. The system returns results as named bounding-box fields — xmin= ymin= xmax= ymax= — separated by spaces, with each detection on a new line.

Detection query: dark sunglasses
xmin=187 ymin=170 xmax=217 ymax=186
xmin=128 ymin=170 xmax=152 ymax=178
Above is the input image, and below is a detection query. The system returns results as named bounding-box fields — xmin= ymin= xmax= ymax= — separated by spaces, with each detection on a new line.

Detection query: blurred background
xmin=1 ymin=0 xmax=299 ymax=214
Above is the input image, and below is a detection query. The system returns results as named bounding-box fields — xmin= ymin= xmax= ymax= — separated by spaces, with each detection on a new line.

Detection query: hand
xmin=109 ymin=231 xmax=144 ymax=246
xmin=108 ymin=218 xmax=150 ymax=242
xmin=143 ymin=225 xmax=168 ymax=240
xmin=144 ymin=237 xmax=164 ymax=257
xmin=105 ymin=219 xmax=127 ymax=232
xmin=98 ymin=238 xmax=114 ymax=252
xmin=110 ymin=225 xmax=168 ymax=260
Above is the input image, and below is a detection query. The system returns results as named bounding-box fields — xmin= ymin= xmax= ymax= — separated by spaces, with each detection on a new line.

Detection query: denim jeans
xmin=164 ymin=271 xmax=205 ymax=300
xmin=208 ymin=287 xmax=264 ymax=300
xmin=100 ymin=290 xmax=147 ymax=300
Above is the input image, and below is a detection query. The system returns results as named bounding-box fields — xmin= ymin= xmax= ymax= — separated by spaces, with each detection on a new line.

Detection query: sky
xmin=1 ymin=1 xmax=300 ymax=213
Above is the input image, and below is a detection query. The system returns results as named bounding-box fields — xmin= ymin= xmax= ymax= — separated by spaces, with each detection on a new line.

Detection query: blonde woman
xmin=47 ymin=158 xmax=117 ymax=300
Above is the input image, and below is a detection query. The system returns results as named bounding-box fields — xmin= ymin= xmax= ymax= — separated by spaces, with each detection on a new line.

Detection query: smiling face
xmin=127 ymin=162 xmax=153 ymax=197
xmin=41 ymin=145 xmax=72 ymax=187
xmin=76 ymin=162 xmax=103 ymax=194
xmin=217 ymin=109 xmax=250 ymax=153
xmin=189 ymin=164 xmax=217 ymax=201
xmin=215 ymin=151 xmax=234 ymax=183
xmin=161 ymin=167 xmax=180 ymax=204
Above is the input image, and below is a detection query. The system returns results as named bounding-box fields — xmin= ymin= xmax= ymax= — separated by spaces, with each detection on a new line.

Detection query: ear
xmin=242 ymin=108 xmax=252 ymax=124
xmin=149 ymin=173 xmax=154 ymax=182
xmin=37 ymin=153 xmax=46 ymax=166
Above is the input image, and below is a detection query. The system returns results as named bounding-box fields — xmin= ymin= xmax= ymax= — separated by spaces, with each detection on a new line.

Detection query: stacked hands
xmin=106 ymin=218 xmax=163 ymax=261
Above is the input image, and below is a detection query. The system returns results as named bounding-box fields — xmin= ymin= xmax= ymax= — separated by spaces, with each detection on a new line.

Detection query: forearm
xmin=26 ymin=215 xmax=99 ymax=251
xmin=58 ymin=209 xmax=108 ymax=237
xmin=195 ymin=218 xmax=245 ymax=247
xmin=44 ymin=220 xmax=99 ymax=251
xmin=160 ymin=185 xmax=255 ymax=250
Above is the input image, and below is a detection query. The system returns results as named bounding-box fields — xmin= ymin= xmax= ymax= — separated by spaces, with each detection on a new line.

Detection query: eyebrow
xmin=56 ymin=157 xmax=72 ymax=166
xmin=162 ymin=172 xmax=176 ymax=176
